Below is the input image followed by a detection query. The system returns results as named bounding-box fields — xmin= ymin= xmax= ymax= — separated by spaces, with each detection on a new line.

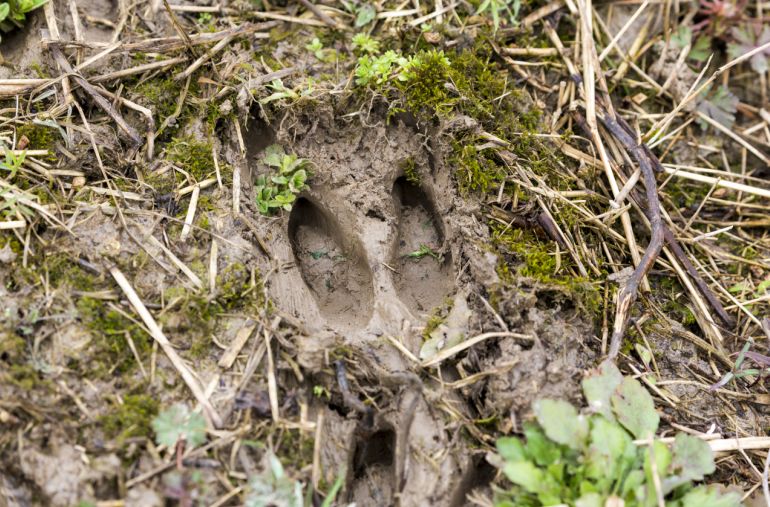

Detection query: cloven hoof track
xmin=392 ymin=177 xmax=453 ymax=314
xmin=288 ymin=198 xmax=374 ymax=329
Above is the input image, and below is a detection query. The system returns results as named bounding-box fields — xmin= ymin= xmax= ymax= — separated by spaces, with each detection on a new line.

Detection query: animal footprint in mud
xmin=391 ymin=177 xmax=453 ymax=313
xmin=289 ymin=198 xmax=374 ymax=329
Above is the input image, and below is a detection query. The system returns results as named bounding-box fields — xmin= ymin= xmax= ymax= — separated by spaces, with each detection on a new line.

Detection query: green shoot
xmin=0 ymin=0 xmax=48 ymax=36
xmin=255 ymin=145 xmax=309 ymax=215
xmin=151 ymin=403 xmax=207 ymax=448
xmin=406 ymin=244 xmax=440 ymax=261
xmin=352 ymin=33 xmax=380 ymax=54
xmin=475 ymin=0 xmax=521 ymax=32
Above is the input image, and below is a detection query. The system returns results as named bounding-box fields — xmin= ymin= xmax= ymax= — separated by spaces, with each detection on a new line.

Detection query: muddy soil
xmin=223 ymin=105 xmax=598 ymax=505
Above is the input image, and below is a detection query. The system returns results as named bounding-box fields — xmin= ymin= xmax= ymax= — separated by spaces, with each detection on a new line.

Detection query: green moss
xmin=76 ymin=297 xmax=150 ymax=375
xmin=100 ymin=393 xmax=159 ymax=441
xmin=452 ymin=143 xmax=504 ymax=194
xmin=401 ymin=157 xmax=421 ymax=186
xmin=490 ymin=223 xmax=601 ymax=316
xmin=166 ymin=136 xmax=215 ymax=182
xmin=46 ymin=254 xmax=101 ymax=291
xmin=397 ymin=49 xmax=455 ymax=117
xmin=16 ymin=123 xmax=58 ymax=152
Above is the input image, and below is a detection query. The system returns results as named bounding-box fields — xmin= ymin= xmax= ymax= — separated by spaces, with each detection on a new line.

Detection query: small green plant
xmin=354 ymin=50 xmax=409 ymax=86
xmin=351 ymin=33 xmax=380 ymax=54
xmin=475 ymin=0 xmax=520 ymax=31
xmin=245 ymin=452 xmax=304 ymax=507
xmin=260 ymin=79 xmax=299 ymax=104
xmin=405 ymin=244 xmax=441 ymax=261
xmin=0 ymin=146 xmax=25 ymax=179
xmin=254 ymin=145 xmax=309 ymax=215
xmin=152 ymin=403 xmax=207 ymax=449
xmin=197 ymin=12 xmax=212 ymax=25
xmin=492 ymin=362 xmax=741 ymax=507
xmin=0 ymin=0 xmax=48 ymax=37
xmin=305 ymin=37 xmax=324 ymax=59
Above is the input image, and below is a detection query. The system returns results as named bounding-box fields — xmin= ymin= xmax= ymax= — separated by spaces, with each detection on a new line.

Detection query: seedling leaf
xmin=582 ymin=360 xmax=622 ymax=421
xmin=533 ymin=398 xmax=588 ymax=450
xmin=152 ymin=403 xmax=207 ymax=448
xmin=611 ymin=376 xmax=659 ymax=438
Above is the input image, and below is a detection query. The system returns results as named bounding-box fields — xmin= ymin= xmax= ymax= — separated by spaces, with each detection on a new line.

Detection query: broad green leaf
xmin=0 ymin=3 xmax=9 ymax=23
xmin=354 ymin=3 xmax=376 ymax=27
xmin=611 ymin=377 xmax=659 ymax=439
xmin=289 ymin=169 xmax=307 ymax=192
xmin=576 ymin=492 xmax=603 ymax=507
xmin=263 ymin=144 xmax=285 ymax=167
xmin=271 ymin=175 xmax=288 ymax=185
xmin=523 ymin=423 xmax=561 ymax=466
xmin=497 ymin=436 xmax=527 ymax=462
xmin=534 ymin=398 xmax=588 ymax=450
xmin=756 ymin=279 xmax=770 ymax=295
xmin=681 ymin=485 xmax=742 ymax=507
xmin=585 ymin=416 xmax=635 ymax=481
xmin=670 ymin=433 xmax=715 ymax=481
xmin=582 ymin=360 xmax=622 ymax=420
xmin=19 ymin=0 xmax=48 ymax=13
xmin=503 ymin=460 xmax=543 ymax=494
xmin=152 ymin=403 xmax=207 ymax=448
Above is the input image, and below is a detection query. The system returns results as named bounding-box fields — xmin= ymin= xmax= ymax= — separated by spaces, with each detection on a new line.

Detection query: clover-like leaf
xmin=534 ymin=399 xmax=588 ymax=451
xmin=582 ymin=360 xmax=623 ymax=421
xmin=611 ymin=376 xmax=659 ymax=439
xmin=696 ymin=85 xmax=738 ymax=129
xmin=152 ymin=403 xmax=207 ymax=448
xmin=728 ymin=24 xmax=770 ymax=74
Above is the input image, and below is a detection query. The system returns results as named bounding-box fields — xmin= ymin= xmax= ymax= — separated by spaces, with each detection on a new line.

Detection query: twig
xmin=110 ymin=266 xmax=222 ymax=427
xmin=48 ymin=45 xmax=142 ymax=146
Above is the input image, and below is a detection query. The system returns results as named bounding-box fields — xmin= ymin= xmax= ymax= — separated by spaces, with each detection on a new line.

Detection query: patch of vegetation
xmin=166 ymin=135 xmax=215 ymax=182
xmin=16 ymin=122 xmax=58 ymax=152
xmin=76 ymin=296 xmax=150 ymax=375
xmin=152 ymin=403 xmax=207 ymax=448
xmin=490 ymin=224 xmax=601 ymax=315
xmin=254 ymin=144 xmax=309 ymax=215
xmin=400 ymin=157 xmax=421 ymax=185
xmin=101 ymin=393 xmax=159 ymax=441
xmin=0 ymin=0 xmax=47 ymax=37
xmin=492 ymin=362 xmax=741 ymax=506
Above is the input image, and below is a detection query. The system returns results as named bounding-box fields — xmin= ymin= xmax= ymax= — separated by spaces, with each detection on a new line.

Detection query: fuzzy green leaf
xmin=152 ymin=404 xmax=207 ymax=448
xmin=523 ymin=423 xmax=561 ymax=466
xmin=582 ymin=360 xmax=622 ymax=421
xmin=263 ymin=144 xmax=285 ymax=168
xmin=575 ymin=493 xmax=603 ymax=507
xmin=354 ymin=3 xmax=376 ymax=27
xmin=497 ymin=437 xmax=527 ymax=463
xmin=502 ymin=460 xmax=543 ymax=494
xmin=681 ymin=485 xmax=742 ymax=507
xmin=534 ymin=399 xmax=588 ymax=450
xmin=670 ymin=433 xmax=715 ymax=481
xmin=0 ymin=4 xmax=9 ymax=23
xmin=585 ymin=416 xmax=635 ymax=482
xmin=611 ymin=377 xmax=659 ymax=439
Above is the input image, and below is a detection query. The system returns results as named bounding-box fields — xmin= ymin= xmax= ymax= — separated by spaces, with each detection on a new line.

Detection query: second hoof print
xmin=392 ymin=177 xmax=453 ymax=314
xmin=289 ymin=198 xmax=374 ymax=329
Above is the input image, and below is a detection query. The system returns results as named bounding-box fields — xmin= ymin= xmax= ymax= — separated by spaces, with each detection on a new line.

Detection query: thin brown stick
xmin=49 ymin=45 xmax=142 ymax=146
